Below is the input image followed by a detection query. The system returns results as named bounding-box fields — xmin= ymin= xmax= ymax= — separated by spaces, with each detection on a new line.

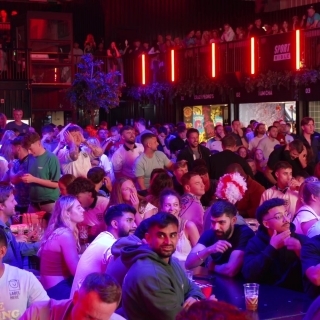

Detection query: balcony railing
xmin=0 ymin=48 xmax=30 ymax=81
xmin=2 ymin=28 xmax=320 ymax=86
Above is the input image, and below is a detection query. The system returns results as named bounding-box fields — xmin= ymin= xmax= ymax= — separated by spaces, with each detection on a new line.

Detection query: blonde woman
xmin=109 ymin=177 xmax=157 ymax=225
xmin=159 ymin=188 xmax=200 ymax=264
xmin=39 ymin=195 xmax=84 ymax=299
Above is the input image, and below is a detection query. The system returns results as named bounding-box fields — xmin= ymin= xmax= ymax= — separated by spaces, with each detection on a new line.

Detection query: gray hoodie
xmin=106 ymin=234 xmax=142 ymax=286
xmin=121 ymin=244 xmax=205 ymax=320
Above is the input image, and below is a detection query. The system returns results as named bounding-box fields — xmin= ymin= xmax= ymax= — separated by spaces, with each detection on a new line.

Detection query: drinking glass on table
xmin=243 ymin=283 xmax=259 ymax=311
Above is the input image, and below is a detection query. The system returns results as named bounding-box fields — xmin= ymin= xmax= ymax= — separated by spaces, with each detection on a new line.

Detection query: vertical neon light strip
xmin=142 ymin=54 xmax=146 ymax=85
xmin=250 ymin=37 xmax=255 ymax=75
xmin=171 ymin=49 xmax=175 ymax=82
xmin=296 ymin=30 xmax=300 ymax=70
xmin=211 ymin=43 xmax=216 ymax=77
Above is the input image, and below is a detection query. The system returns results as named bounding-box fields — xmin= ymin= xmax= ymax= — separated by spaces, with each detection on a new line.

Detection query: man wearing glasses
xmin=242 ymin=198 xmax=308 ymax=291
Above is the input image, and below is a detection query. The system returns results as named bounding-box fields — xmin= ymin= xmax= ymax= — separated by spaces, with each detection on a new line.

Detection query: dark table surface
xmin=192 ymin=267 xmax=313 ymax=320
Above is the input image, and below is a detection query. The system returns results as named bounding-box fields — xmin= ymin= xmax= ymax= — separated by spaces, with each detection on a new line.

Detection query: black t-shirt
xmin=198 ymin=224 xmax=254 ymax=265
xmin=169 ymin=137 xmax=187 ymax=154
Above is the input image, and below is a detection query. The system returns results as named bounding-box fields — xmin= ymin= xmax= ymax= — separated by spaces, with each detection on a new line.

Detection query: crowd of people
xmin=2 ymin=106 xmax=320 ymax=319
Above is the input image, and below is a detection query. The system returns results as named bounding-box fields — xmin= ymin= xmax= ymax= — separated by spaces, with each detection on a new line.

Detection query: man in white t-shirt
xmin=70 ymin=204 xmax=137 ymax=298
xmin=134 ymin=133 xmax=173 ymax=191
xmin=260 ymin=161 xmax=300 ymax=217
xmin=0 ymin=229 xmax=49 ymax=319
xmin=248 ymin=123 xmax=266 ymax=152
xmin=58 ymin=125 xmax=103 ymax=177
xmin=257 ymin=125 xmax=280 ymax=159
xmin=67 ymin=177 xmax=110 ymax=239
xmin=111 ymin=125 xmax=144 ymax=180
xmin=21 ymin=273 xmax=125 ymax=320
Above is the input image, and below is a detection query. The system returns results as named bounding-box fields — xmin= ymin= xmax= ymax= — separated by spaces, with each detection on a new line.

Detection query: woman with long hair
xmin=159 ymin=188 xmax=199 ymax=263
xmin=254 ymin=148 xmax=267 ymax=172
xmin=84 ymin=33 xmax=96 ymax=54
xmin=39 ymin=195 xmax=84 ymax=299
xmin=293 ymin=180 xmax=320 ymax=236
xmin=0 ymin=112 xmax=7 ymax=136
xmin=146 ymin=169 xmax=173 ymax=208
xmin=109 ymin=177 xmax=157 ymax=225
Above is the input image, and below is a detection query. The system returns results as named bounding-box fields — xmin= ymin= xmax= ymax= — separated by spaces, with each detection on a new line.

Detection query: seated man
xmin=70 ymin=204 xmax=136 ymax=298
xmin=57 ymin=125 xmax=103 ymax=177
xmin=0 ymin=183 xmax=39 ymax=269
xmin=20 ymin=273 xmax=125 ymax=320
xmin=185 ymin=200 xmax=254 ymax=277
xmin=242 ymin=198 xmax=307 ymax=291
xmin=67 ymin=177 xmax=109 ymax=239
xmin=0 ymin=229 xmax=49 ymax=318
xmin=179 ymin=172 xmax=205 ymax=234
xmin=122 ymin=212 xmax=205 ymax=320
xmin=172 ymin=160 xmax=188 ymax=196
xmin=260 ymin=161 xmax=300 ymax=217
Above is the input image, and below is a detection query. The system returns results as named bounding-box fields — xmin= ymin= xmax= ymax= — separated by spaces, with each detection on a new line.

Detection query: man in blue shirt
xmin=0 ymin=183 xmax=39 ymax=269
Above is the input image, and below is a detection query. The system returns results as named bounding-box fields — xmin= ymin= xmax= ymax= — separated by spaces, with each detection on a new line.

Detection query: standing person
xmin=70 ymin=204 xmax=137 ymax=298
xmin=177 ymin=128 xmax=211 ymax=172
xmin=0 ymin=112 xmax=7 ymax=139
xmin=0 ymin=183 xmax=39 ymax=268
xmin=209 ymin=135 xmax=253 ymax=180
xmin=111 ymin=125 xmax=144 ymax=180
xmin=134 ymin=133 xmax=173 ymax=192
xmin=257 ymin=126 xmax=280 ymax=159
xmin=39 ymin=196 xmax=84 ymax=300
xmin=260 ymin=161 xmax=300 ymax=218
xmin=21 ymin=132 xmax=60 ymax=214
xmin=134 ymin=118 xmax=153 ymax=144
xmin=231 ymin=120 xmax=248 ymax=149
xmin=20 ymin=273 xmax=125 ymax=320
xmin=265 ymin=140 xmax=307 ymax=184
xmin=179 ymin=172 xmax=205 ymax=234
xmin=41 ymin=125 xmax=59 ymax=153
xmin=248 ymin=123 xmax=266 ymax=152
xmin=0 ymin=228 xmax=49 ymax=319
xmin=299 ymin=117 xmax=320 ymax=166
xmin=10 ymin=136 xmax=30 ymax=214
xmin=277 ymin=121 xmax=294 ymax=146
xmin=206 ymin=125 xmax=226 ymax=153
xmin=122 ymin=212 xmax=205 ymax=320
xmin=103 ymin=126 xmax=123 ymax=158
xmin=58 ymin=125 xmax=103 ymax=178
xmin=221 ymin=23 xmax=236 ymax=42
xmin=169 ymin=124 xmax=188 ymax=158
xmin=5 ymin=109 xmax=30 ymax=134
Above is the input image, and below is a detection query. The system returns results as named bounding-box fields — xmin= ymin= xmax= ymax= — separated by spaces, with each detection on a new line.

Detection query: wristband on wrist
xmin=196 ymin=251 xmax=204 ymax=262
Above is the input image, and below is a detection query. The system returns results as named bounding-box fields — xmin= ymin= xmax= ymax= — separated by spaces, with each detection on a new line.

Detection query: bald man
xmin=226 ymin=163 xmax=265 ymax=218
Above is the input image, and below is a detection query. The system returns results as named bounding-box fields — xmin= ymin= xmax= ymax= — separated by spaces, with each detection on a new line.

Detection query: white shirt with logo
xmin=0 ymin=264 xmax=49 ymax=319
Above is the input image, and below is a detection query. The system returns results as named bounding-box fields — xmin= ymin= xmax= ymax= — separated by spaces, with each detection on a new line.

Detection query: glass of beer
xmin=243 ymin=283 xmax=259 ymax=311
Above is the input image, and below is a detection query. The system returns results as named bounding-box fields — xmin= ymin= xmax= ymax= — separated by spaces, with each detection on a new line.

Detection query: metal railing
xmin=2 ymin=28 xmax=320 ymax=85
xmin=0 ymin=48 xmax=30 ymax=81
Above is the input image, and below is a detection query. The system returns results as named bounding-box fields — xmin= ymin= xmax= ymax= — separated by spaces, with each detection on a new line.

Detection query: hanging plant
xmin=66 ymin=54 xmax=124 ymax=124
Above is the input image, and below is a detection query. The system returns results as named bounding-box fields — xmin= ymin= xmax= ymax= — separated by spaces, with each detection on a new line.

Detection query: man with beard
xmin=111 ymin=125 xmax=144 ymax=180
xmin=122 ymin=212 xmax=204 ymax=320
xmin=185 ymin=200 xmax=254 ymax=277
xmin=177 ymin=128 xmax=211 ymax=172
xmin=70 ymin=204 xmax=137 ymax=298
xmin=242 ymin=198 xmax=307 ymax=291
